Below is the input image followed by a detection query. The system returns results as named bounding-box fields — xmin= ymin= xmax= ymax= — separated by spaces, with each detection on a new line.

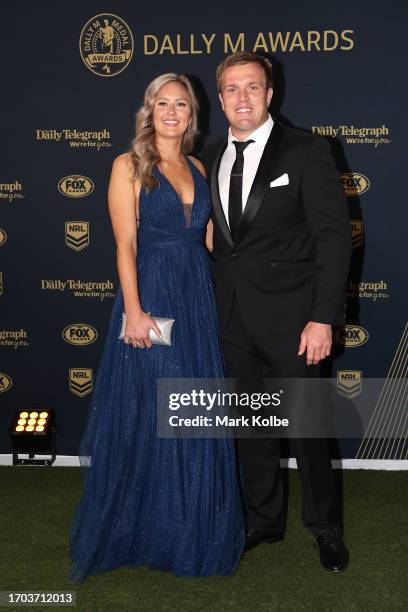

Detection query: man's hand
xmin=298 ymin=322 xmax=332 ymax=366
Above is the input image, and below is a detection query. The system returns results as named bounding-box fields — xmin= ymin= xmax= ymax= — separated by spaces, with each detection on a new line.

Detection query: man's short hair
xmin=216 ymin=52 xmax=273 ymax=92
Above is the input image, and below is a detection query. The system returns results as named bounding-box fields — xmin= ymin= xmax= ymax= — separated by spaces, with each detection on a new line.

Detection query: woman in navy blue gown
xmin=69 ymin=73 xmax=245 ymax=581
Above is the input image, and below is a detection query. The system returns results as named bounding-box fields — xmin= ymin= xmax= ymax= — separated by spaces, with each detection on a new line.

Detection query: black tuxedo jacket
xmin=202 ymin=122 xmax=352 ymax=334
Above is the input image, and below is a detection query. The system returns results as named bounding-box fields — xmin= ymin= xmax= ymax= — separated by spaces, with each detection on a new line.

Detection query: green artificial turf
xmin=0 ymin=467 xmax=406 ymax=612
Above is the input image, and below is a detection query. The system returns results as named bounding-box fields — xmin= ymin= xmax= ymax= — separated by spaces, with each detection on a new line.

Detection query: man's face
xmin=219 ymin=62 xmax=273 ymax=140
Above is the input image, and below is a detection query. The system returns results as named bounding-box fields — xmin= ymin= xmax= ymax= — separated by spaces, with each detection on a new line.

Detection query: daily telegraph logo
xmin=65 ymin=222 xmax=89 ymax=251
xmin=347 ymin=280 xmax=390 ymax=302
xmin=36 ymin=130 xmax=112 ymax=151
xmin=58 ymin=175 xmax=94 ymax=198
xmin=0 ymin=228 xmax=7 ymax=246
xmin=0 ymin=181 xmax=25 ymax=203
xmin=337 ymin=370 xmax=362 ymax=399
xmin=0 ymin=372 xmax=12 ymax=393
xmin=80 ymin=14 xmax=134 ymax=76
xmin=312 ymin=125 xmax=391 ymax=147
xmin=341 ymin=173 xmax=370 ymax=196
xmin=62 ymin=324 xmax=98 ymax=346
xmin=0 ymin=329 xmax=30 ymax=350
xmin=335 ymin=325 xmax=369 ymax=348
xmin=41 ymin=279 xmax=115 ymax=300
xmin=351 ymin=220 xmax=363 ymax=249
xmin=69 ymin=368 xmax=93 ymax=397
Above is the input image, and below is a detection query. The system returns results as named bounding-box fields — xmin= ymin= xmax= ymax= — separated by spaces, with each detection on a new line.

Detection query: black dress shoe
xmin=245 ymin=528 xmax=284 ymax=551
xmin=315 ymin=529 xmax=349 ymax=572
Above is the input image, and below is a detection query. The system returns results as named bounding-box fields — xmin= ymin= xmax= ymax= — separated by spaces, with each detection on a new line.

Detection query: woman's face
xmin=152 ymin=81 xmax=192 ymax=140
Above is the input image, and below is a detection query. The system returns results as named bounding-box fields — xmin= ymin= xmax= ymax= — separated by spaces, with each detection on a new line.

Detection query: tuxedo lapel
xmin=211 ymin=139 xmax=233 ymax=248
xmin=235 ymin=122 xmax=283 ymax=246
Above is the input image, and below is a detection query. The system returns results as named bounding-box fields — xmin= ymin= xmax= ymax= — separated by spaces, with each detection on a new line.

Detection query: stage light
xmin=10 ymin=409 xmax=57 ymax=466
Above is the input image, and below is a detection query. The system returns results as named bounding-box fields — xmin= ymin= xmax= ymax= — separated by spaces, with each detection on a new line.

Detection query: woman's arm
xmin=108 ymin=154 xmax=160 ymax=348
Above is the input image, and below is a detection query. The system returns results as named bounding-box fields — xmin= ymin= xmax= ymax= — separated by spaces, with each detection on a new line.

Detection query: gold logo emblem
xmin=0 ymin=372 xmax=12 ymax=393
xmin=58 ymin=175 xmax=94 ymax=198
xmin=80 ymin=13 xmax=134 ymax=77
xmin=0 ymin=329 xmax=29 ymax=350
xmin=0 ymin=228 xmax=6 ymax=246
xmin=335 ymin=325 xmax=369 ymax=348
xmin=337 ymin=370 xmax=362 ymax=399
xmin=65 ymin=222 xmax=89 ymax=251
xmin=341 ymin=172 xmax=370 ymax=196
xmin=351 ymin=220 xmax=363 ymax=249
xmin=69 ymin=368 xmax=93 ymax=397
xmin=62 ymin=324 xmax=98 ymax=346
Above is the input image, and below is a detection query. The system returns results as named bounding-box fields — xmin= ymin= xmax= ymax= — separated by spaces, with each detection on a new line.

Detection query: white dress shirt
xmin=218 ymin=114 xmax=274 ymax=226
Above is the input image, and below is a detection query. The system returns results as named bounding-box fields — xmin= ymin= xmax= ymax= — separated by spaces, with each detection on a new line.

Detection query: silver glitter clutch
xmin=119 ymin=312 xmax=174 ymax=346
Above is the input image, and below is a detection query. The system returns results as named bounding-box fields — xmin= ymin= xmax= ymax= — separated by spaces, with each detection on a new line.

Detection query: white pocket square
xmin=270 ymin=173 xmax=289 ymax=187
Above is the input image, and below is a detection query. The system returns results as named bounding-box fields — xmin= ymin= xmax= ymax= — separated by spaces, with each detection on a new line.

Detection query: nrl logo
xmin=69 ymin=368 xmax=93 ymax=397
xmin=351 ymin=220 xmax=363 ymax=250
xmin=65 ymin=221 xmax=90 ymax=251
xmin=337 ymin=370 xmax=362 ymax=399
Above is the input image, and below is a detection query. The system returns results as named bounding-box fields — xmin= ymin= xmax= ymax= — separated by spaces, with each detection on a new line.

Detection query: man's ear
xmin=218 ymin=92 xmax=225 ymax=112
xmin=267 ymin=88 xmax=273 ymax=107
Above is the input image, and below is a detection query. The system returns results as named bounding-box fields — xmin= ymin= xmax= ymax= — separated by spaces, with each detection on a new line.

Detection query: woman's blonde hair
xmin=130 ymin=73 xmax=200 ymax=191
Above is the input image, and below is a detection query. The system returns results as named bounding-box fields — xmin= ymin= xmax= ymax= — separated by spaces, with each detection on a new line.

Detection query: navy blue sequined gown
xmin=69 ymin=159 xmax=245 ymax=581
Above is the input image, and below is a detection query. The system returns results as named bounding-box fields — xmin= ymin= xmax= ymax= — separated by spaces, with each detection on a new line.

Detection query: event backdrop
xmin=1 ymin=1 xmax=407 ymax=460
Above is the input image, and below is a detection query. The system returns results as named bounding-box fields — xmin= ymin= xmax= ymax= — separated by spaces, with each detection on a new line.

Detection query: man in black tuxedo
xmin=204 ymin=52 xmax=351 ymax=571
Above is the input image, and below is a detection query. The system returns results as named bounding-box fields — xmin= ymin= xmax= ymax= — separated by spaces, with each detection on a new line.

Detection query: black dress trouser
xmin=221 ymin=297 xmax=341 ymax=537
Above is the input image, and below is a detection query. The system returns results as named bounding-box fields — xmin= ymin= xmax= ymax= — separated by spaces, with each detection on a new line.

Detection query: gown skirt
xmin=69 ymin=159 xmax=245 ymax=581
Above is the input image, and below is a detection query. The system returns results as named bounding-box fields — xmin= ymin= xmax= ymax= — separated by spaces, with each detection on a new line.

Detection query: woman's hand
xmin=123 ymin=312 xmax=162 ymax=349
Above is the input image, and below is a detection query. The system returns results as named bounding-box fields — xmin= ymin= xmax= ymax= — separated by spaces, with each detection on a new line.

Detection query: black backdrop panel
xmin=1 ymin=1 xmax=407 ymax=459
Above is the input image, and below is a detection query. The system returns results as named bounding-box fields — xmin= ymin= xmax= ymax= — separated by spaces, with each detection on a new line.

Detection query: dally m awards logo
xmin=80 ymin=14 xmax=134 ymax=77
xmin=335 ymin=325 xmax=369 ymax=348
xmin=62 ymin=324 xmax=98 ymax=346
xmin=351 ymin=220 xmax=363 ymax=249
xmin=0 ymin=228 xmax=7 ymax=246
xmin=69 ymin=368 xmax=93 ymax=397
xmin=341 ymin=173 xmax=370 ymax=196
xmin=65 ymin=222 xmax=89 ymax=251
xmin=0 ymin=372 xmax=12 ymax=393
xmin=58 ymin=175 xmax=94 ymax=198
xmin=337 ymin=370 xmax=362 ymax=399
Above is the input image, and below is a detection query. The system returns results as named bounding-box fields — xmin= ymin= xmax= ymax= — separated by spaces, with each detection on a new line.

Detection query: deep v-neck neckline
xmin=157 ymin=157 xmax=196 ymax=207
